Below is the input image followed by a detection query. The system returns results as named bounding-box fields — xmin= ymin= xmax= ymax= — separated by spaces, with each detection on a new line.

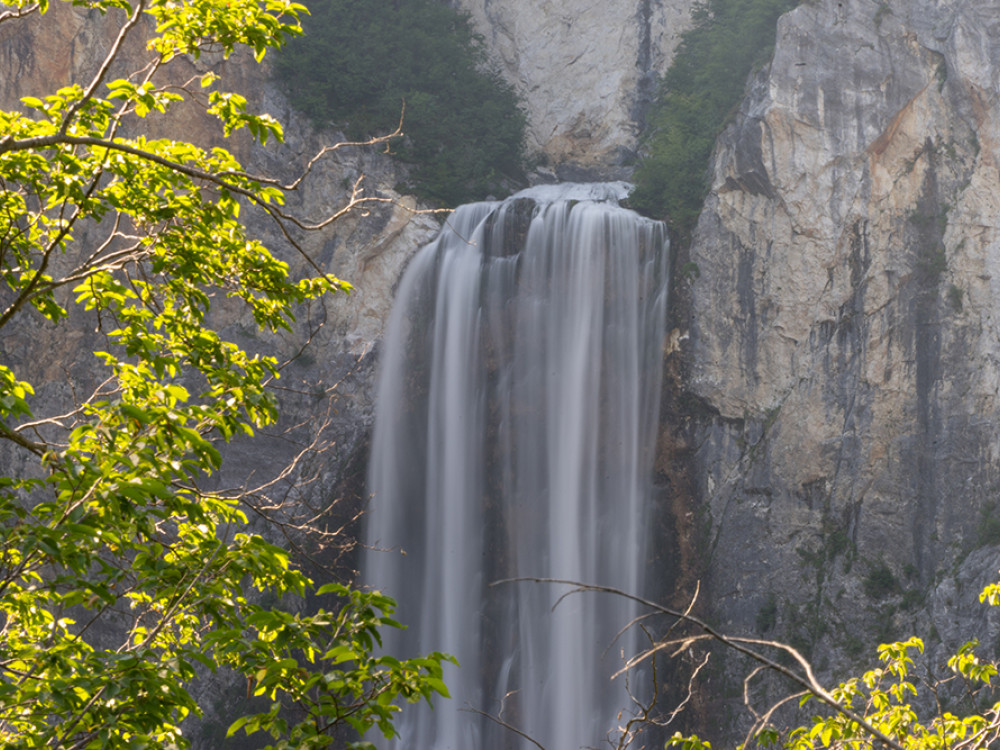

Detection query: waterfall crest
xmin=365 ymin=183 xmax=669 ymax=749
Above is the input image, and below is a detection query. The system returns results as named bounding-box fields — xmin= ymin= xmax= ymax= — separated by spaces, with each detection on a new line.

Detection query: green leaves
xmin=145 ymin=0 xmax=307 ymax=62
xmin=0 ymin=366 xmax=34 ymax=419
xmin=669 ymin=732 xmax=713 ymax=750
xmin=107 ymin=80 xmax=183 ymax=117
xmin=208 ymin=91 xmax=285 ymax=143
xmin=948 ymin=639 xmax=997 ymax=685
xmin=0 ymin=0 xmax=450 ymax=748
xmin=218 ymin=590 xmax=453 ymax=744
xmin=733 ymin=624 xmax=1000 ymax=750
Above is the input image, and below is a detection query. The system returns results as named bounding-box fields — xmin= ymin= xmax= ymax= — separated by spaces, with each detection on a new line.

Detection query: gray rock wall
xmin=677 ymin=0 xmax=1000 ymax=686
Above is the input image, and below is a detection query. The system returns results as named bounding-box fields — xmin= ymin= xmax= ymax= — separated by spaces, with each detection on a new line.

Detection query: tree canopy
xmin=0 ymin=0 xmax=449 ymax=747
xmin=272 ymin=0 xmax=528 ymax=206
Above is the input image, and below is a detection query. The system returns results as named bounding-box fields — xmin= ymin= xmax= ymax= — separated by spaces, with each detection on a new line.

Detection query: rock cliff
xmin=673 ymin=0 xmax=1000 ymax=705
xmin=455 ymin=0 xmax=693 ymax=175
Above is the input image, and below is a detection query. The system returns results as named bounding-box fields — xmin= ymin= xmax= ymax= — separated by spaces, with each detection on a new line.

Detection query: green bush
xmin=629 ymin=0 xmax=800 ymax=241
xmin=976 ymin=504 xmax=1000 ymax=547
xmin=863 ymin=561 xmax=900 ymax=600
xmin=273 ymin=0 xmax=527 ymax=205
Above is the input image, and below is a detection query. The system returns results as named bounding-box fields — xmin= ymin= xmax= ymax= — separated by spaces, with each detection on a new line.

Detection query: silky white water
xmin=364 ymin=183 xmax=669 ymax=749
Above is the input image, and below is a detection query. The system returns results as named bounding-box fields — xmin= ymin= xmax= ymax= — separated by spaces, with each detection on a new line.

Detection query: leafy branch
xmin=0 ymin=1 xmax=452 ymax=748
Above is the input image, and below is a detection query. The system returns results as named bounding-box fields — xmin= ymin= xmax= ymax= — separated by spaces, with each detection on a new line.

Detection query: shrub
xmin=273 ymin=0 xmax=527 ymax=205
xmin=629 ymin=0 xmax=800 ymax=241
xmin=863 ymin=561 xmax=900 ymax=600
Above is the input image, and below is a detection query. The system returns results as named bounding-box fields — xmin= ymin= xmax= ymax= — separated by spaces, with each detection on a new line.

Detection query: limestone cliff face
xmin=454 ymin=0 xmax=693 ymax=174
xmin=679 ymin=0 xmax=1000 ymax=682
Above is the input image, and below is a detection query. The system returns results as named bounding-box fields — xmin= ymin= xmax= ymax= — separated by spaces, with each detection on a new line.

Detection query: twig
xmin=491 ymin=577 xmax=908 ymax=750
xmin=463 ymin=705 xmax=547 ymax=750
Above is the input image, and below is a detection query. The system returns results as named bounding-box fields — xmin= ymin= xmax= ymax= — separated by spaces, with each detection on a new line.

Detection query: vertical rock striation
xmin=680 ymin=0 xmax=1000 ymax=688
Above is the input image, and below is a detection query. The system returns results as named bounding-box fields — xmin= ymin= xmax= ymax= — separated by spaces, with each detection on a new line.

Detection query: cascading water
xmin=364 ymin=182 xmax=669 ymax=749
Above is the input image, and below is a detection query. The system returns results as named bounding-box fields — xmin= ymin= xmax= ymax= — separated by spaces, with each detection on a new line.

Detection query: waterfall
xmin=364 ymin=182 xmax=669 ymax=750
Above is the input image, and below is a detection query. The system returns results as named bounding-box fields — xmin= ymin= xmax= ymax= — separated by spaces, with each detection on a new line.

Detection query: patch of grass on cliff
xmin=629 ymin=0 xmax=801 ymax=242
xmin=273 ymin=0 xmax=527 ymax=206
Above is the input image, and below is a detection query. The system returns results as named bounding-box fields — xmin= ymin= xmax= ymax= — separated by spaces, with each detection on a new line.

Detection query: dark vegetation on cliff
xmin=273 ymin=0 xmax=527 ymax=205
xmin=630 ymin=0 xmax=800 ymax=241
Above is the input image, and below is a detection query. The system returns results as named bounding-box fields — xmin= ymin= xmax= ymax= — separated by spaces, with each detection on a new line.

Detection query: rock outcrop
xmin=455 ymin=0 xmax=693 ymax=175
xmin=674 ymin=0 xmax=1000 ymax=703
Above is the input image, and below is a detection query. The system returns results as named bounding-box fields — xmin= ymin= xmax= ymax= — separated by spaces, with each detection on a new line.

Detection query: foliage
xmin=629 ymin=0 xmax=800 ymax=241
xmin=977 ymin=504 xmax=1000 ymax=547
xmin=662 ymin=578 xmax=1000 ymax=750
xmin=769 ymin=631 xmax=1000 ymax=750
xmin=0 ymin=0 xmax=450 ymax=748
xmin=756 ymin=594 xmax=779 ymax=633
xmin=273 ymin=0 xmax=527 ymax=206
xmin=948 ymin=284 xmax=965 ymax=313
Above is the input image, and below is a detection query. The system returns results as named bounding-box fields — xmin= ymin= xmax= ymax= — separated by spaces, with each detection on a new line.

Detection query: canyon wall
xmin=675 ymin=0 xmax=1000 ymax=699
xmin=451 ymin=0 xmax=1000 ymax=701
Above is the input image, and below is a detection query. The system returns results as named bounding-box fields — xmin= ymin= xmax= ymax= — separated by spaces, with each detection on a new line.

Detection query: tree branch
xmin=0 ymin=2 xmax=40 ymax=27
xmin=492 ymin=577 xmax=908 ymax=750
xmin=58 ymin=0 xmax=149 ymax=137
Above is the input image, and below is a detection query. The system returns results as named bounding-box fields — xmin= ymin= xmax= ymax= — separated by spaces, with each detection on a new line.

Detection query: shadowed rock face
xmin=667 ymin=0 xmax=1000 ymax=705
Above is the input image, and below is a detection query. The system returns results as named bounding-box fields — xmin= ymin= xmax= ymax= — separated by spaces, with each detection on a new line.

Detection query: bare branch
xmin=740 ymin=662 xmax=809 ymax=750
xmin=667 ymin=651 xmax=711 ymax=730
xmin=0 ymin=2 xmax=40 ymax=26
xmin=613 ymin=581 xmax=700 ymax=679
xmin=0 ymin=133 xmax=260 ymax=189
xmin=463 ymin=704 xmax=547 ymax=750
xmin=492 ymin=577 xmax=908 ymax=750
xmin=225 ymin=114 xmax=407 ymax=192
xmin=0 ymin=420 xmax=46 ymax=456
xmin=16 ymin=375 xmax=119 ymax=445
